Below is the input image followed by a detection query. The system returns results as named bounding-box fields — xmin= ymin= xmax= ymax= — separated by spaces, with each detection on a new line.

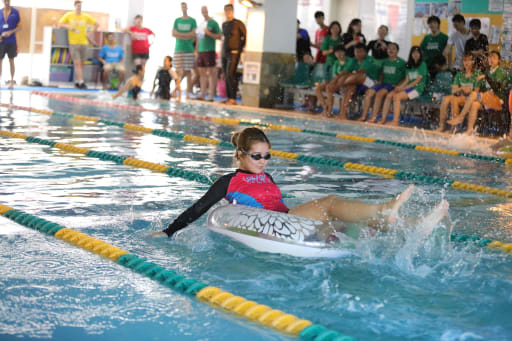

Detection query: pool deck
xmin=1 ymin=86 xmax=503 ymax=144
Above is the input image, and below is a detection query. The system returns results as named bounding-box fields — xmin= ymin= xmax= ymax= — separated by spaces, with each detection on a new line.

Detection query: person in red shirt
xmin=123 ymin=15 xmax=154 ymax=66
xmin=312 ymin=11 xmax=328 ymax=64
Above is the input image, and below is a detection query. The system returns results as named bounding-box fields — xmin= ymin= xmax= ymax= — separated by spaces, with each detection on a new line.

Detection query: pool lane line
xmin=0 ymin=204 xmax=356 ymax=340
xmin=450 ymin=232 xmax=512 ymax=253
xmin=5 ymin=104 xmax=512 ymax=200
xmin=28 ymin=92 xmax=511 ymax=166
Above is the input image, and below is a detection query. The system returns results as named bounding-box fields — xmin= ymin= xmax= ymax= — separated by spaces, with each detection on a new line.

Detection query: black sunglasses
xmin=241 ymin=149 xmax=271 ymax=161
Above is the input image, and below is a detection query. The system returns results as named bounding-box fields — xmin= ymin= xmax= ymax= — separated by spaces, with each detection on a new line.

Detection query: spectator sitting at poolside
xmin=436 ymin=53 xmax=483 ymax=132
xmin=379 ymin=46 xmax=427 ymax=126
xmin=360 ymin=42 xmax=406 ymax=122
xmin=98 ymin=33 xmax=125 ymax=89
xmin=447 ymin=51 xmax=509 ymax=134
xmin=315 ymin=45 xmax=350 ymax=116
xmin=367 ymin=25 xmax=390 ymax=67
xmin=337 ymin=43 xmax=381 ymax=120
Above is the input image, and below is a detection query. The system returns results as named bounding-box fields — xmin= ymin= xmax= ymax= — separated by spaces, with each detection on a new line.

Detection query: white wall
xmin=262 ymin=0 xmax=298 ymax=54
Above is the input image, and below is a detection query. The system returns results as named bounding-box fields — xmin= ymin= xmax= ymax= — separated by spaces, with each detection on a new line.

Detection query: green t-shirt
xmin=453 ymin=69 xmax=483 ymax=90
xmin=406 ymin=61 xmax=428 ymax=94
xmin=321 ymin=35 xmax=343 ymax=66
xmin=198 ymin=19 xmax=220 ymax=53
xmin=420 ymin=32 xmax=448 ymax=68
xmin=485 ymin=67 xmax=510 ymax=101
xmin=173 ymin=17 xmax=197 ymax=53
xmin=382 ymin=57 xmax=406 ymax=85
xmin=331 ymin=57 xmax=352 ymax=77
xmin=346 ymin=55 xmax=381 ymax=81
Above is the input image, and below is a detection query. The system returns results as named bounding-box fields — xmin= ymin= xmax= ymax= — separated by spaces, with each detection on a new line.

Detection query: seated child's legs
xmin=436 ymin=95 xmax=456 ymax=131
xmin=360 ymin=88 xmax=377 ymax=121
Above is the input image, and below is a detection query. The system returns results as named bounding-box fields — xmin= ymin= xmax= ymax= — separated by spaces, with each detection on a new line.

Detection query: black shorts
xmin=132 ymin=53 xmax=149 ymax=60
xmin=196 ymin=51 xmax=216 ymax=68
xmin=0 ymin=43 xmax=17 ymax=59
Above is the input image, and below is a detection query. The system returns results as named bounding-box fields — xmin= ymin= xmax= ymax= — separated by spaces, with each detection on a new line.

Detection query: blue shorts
xmin=372 ymin=83 xmax=394 ymax=92
xmin=405 ymin=87 xmax=420 ymax=99
xmin=356 ymin=84 xmax=368 ymax=94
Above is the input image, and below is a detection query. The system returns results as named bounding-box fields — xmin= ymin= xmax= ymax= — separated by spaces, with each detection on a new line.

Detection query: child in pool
xmin=153 ymin=128 xmax=449 ymax=241
xmin=112 ymin=65 xmax=145 ymax=100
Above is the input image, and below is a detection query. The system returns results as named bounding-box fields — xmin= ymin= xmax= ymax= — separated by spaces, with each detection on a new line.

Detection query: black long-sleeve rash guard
xmin=162 ymin=170 xmax=280 ymax=237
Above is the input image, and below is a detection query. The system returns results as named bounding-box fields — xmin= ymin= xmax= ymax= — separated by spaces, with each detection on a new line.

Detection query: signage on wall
xmin=243 ymin=62 xmax=261 ymax=85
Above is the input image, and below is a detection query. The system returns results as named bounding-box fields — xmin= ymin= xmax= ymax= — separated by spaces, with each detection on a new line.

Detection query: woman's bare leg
xmin=360 ymin=88 xmax=376 ymax=121
xmin=289 ymin=185 xmax=415 ymax=231
xmin=448 ymin=92 xmax=477 ymax=125
xmin=339 ymin=86 xmax=355 ymax=120
xmin=388 ymin=91 xmax=409 ymax=126
xmin=374 ymin=92 xmax=394 ymax=123
xmin=371 ymin=89 xmax=389 ymax=121
xmin=316 ymin=82 xmax=328 ymax=112
xmin=465 ymin=101 xmax=481 ymax=134
xmin=436 ymin=95 xmax=454 ymax=132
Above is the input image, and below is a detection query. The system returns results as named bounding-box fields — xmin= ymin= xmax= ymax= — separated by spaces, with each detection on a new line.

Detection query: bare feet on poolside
xmin=337 ymin=115 xmax=347 ymax=120
xmin=358 ymin=115 xmax=367 ymax=122
xmin=321 ymin=111 xmax=332 ymax=118
xmin=8 ymin=81 xmax=14 ymax=89
xmin=386 ymin=121 xmax=399 ymax=126
xmin=387 ymin=185 xmax=415 ymax=224
xmin=434 ymin=126 xmax=445 ymax=132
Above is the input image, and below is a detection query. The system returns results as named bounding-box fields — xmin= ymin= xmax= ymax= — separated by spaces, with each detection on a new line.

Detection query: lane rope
xmin=1 ymin=131 xmax=511 ymax=254
xmin=5 ymin=103 xmax=512 ymax=199
xmin=29 ymin=91 xmax=510 ymax=165
xmin=0 ymin=203 xmax=356 ymax=340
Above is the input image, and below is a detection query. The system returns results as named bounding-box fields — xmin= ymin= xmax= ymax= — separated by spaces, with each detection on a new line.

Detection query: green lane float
xmin=1 ymin=105 xmax=512 ymax=199
xmin=26 ymin=93 xmax=512 ymax=165
xmin=0 ymin=203 xmax=355 ymax=340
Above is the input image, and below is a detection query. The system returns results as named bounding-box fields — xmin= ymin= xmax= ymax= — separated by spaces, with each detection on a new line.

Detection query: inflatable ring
xmin=207 ymin=205 xmax=352 ymax=258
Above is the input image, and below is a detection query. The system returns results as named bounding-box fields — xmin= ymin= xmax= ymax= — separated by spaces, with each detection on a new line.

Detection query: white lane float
xmin=207 ymin=205 xmax=353 ymax=258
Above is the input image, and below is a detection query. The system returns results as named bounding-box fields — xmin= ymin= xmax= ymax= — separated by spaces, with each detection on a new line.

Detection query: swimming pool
xmin=1 ymin=90 xmax=511 ymax=341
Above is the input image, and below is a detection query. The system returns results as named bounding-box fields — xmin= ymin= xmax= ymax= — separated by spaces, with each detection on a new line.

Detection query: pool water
xmin=1 ymin=91 xmax=511 ymax=341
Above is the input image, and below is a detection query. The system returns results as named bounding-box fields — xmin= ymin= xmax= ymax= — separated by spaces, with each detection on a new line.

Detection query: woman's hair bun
xmin=231 ymin=132 xmax=241 ymax=148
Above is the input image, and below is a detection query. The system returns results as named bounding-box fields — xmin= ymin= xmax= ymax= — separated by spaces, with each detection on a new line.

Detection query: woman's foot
xmin=387 ymin=185 xmax=415 ymax=224
xmin=420 ymin=200 xmax=450 ymax=227
xmin=447 ymin=116 xmax=464 ymax=125
xmin=434 ymin=126 xmax=445 ymax=132
xmin=386 ymin=121 xmax=400 ymax=126
xmin=358 ymin=115 xmax=367 ymax=122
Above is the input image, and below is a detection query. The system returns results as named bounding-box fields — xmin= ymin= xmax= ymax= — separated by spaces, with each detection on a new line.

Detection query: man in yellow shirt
xmin=58 ymin=0 xmax=98 ymax=89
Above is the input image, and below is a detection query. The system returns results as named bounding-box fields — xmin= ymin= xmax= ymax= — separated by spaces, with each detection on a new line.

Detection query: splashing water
xmin=401 ymin=128 xmax=496 ymax=155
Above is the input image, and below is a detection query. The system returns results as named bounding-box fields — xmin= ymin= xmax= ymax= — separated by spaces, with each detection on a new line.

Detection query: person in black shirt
xmin=296 ymin=19 xmax=311 ymax=62
xmin=367 ymin=25 xmax=390 ymax=62
xmin=221 ymin=4 xmax=246 ymax=105
xmin=465 ymin=19 xmax=488 ymax=55
xmin=342 ymin=18 xmax=366 ymax=57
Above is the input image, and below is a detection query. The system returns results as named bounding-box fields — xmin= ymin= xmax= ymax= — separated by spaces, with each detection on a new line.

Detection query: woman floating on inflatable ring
xmin=152 ymin=127 xmax=449 ymax=241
